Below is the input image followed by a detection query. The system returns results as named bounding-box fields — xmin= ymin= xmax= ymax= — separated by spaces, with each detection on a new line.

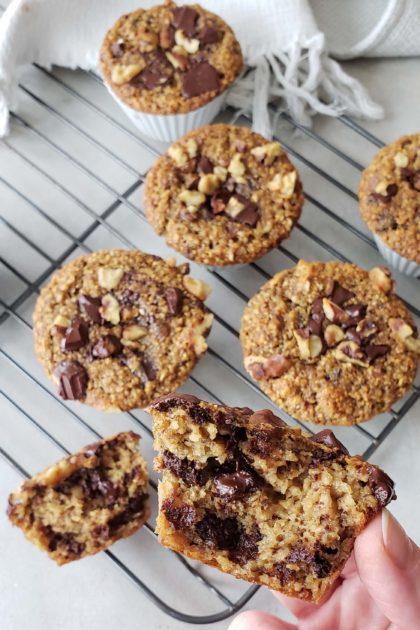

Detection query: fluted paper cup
xmin=374 ymin=234 xmax=420 ymax=278
xmin=105 ymin=84 xmax=227 ymax=143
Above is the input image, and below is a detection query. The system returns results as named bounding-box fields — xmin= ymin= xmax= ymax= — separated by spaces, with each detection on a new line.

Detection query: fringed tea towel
xmin=0 ymin=0 xmax=387 ymax=137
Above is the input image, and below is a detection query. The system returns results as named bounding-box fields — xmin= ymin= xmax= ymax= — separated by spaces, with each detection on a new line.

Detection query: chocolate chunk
xmin=234 ymin=194 xmax=260 ymax=228
xmin=286 ymin=545 xmax=331 ymax=578
xmin=312 ymin=554 xmax=332 ymax=578
xmin=92 ymin=335 xmax=122 ymax=359
xmin=172 ymin=5 xmax=199 ymax=37
xmin=164 ymin=287 xmax=183 ymax=316
xmin=248 ymin=409 xmax=287 ymax=434
xmin=401 ymin=168 xmax=420 ymax=191
xmin=357 ymin=319 xmax=377 ymax=342
xmin=311 ymin=297 xmax=325 ymax=323
xmin=61 ymin=318 xmax=89 ymax=352
xmin=311 ymin=429 xmax=349 ymax=455
xmin=195 ymin=512 xmax=239 ymax=550
xmin=162 ymin=497 xmax=198 ymax=530
xmin=368 ymin=184 xmax=399 ymax=203
xmin=345 ymin=327 xmax=361 ymax=344
xmin=149 ymin=392 xmax=201 ymax=410
xmin=197 ymin=24 xmax=222 ymax=45
xmin=162 ymin=450 xmax=204 ymax=486
xmin=78 ymin=295 xmax=102 ymax=324
xmin=133 ymin=50 xmax=173 ymax=90
xmin=182 ymin=61 xmax=220 ymax=98
xmin=345 ymin=303 xmax=367 ymax=320
xmin=108 ymin=493 xmax=148 ymax=534
xmin=111 ymin=39 xmax=125 ymax=58
xmin=274 ymin=561 xmax=296 ymax=586
xmin=364 ymin=344 xmax=390 ymax=363
xmin=141 ymin=358 xmax=156 ymax=382
xmin=229 ymin=526 xmax=262 ymax=566
xmin=211 ymin=188 xmax=231 ymax=214
xmin=214 ymin=471 xmax=256 ymax=499
xmin=307 ymin=317 xmax=322 ymax=336
xmin=197 ymin=155 xmax=213 ymax=174
xmin=367 ymin=465 xmax=396 ymax=507
xmin=54 ymin=360 xmax=88 ymax=400
xmin=48 ymin=530 xmax=85 ymax=556
xmin=328 ymin=282 xmax=354 ymax=306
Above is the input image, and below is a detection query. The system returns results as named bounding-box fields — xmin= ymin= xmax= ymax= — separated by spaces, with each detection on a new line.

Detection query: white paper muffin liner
xmin=373 ymin=233 xmax=420 ymax=278
xmin=105 ymin=84 xmax=227 ymax=143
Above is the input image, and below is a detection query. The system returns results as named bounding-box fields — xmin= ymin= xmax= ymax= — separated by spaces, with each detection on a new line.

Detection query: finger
xmin=228 ymin=611 xmax=297 ymax=630
xmin=355 ymin=510 xmax=420 ymax=629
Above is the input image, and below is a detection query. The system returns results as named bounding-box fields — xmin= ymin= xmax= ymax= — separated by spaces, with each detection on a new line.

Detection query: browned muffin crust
xmin=240 ymin=260 xmax=419 ymax=425
xmin=7 ymin=432 xmax=149 ymax=565
xmin=33 ymin=250 xmax=213 ymax=411
xmin=100 ymin=2 xmax=243 ymax=114
xmin=359 ymin=133 xmax=420 ymax=263
xmin=144 ymin=124 xmax=304 ymax=266
xmin=149 ymin=394 xmax=395 ymax=602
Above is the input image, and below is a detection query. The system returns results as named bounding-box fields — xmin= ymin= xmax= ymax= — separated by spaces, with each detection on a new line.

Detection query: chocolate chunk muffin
xmin=240 ymin=260 xmax=419 ymax=425
xmin=144 ymin=124 xmax=304 ymax=266
xmin=100 ymin=2 xmax=243 ymax=114
xmin=149 ymin=394 xmax=395 ymax=602
xmin=359 ymin=134 xmax=420 ymax=266
xmin=7 ymin=432 xmax=149 ymax=565
xmin=33 ymin=250 xmax=213 ymax=411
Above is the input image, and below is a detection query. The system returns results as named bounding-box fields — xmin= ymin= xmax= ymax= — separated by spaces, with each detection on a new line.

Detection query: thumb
xmin=228 ymin=611 xmax=296 ymax=630
xmin=355 ymin=510 xmax=420 ymax=629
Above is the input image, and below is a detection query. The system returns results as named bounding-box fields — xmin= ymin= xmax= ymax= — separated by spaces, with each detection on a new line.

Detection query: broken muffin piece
xmin=7 ymin=432 xmax=149 ymax=565
xmin=149 ymin=394 xmax=395 ymax=602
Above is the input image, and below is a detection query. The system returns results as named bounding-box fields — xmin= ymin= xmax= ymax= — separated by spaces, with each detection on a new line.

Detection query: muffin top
xmin=32 ymin=250 xmax=213 ymax=411
xmin=144 ymin=124 xmax=304 ymax=266
xmin=359 ymin=133 xmax=420 ymax=263
xmin=240 ymin=260 xmax=419 ymax=426
xmin=100 ymin=2 xmax=243 ymax=114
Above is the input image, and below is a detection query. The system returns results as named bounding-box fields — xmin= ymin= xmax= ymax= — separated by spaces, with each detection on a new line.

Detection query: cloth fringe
xmin=227 ymin=34 xmax=383 ymax=137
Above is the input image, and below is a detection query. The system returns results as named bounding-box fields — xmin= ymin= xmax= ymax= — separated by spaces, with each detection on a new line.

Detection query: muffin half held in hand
xmin=7 ymin=432 xmax=149 ymax=564
xmin=100 ymin=2 xmax=243 ymax=141
xmin=144 ymin=124 xmax=304 ymax=266
xmin=149 ymin=394 xmax=395 ymax=602
xmin=241 ymin=260 xmax=419 ymax=425
xmin=359 ymin=133 xmax=420 ymax=277
xmin=33 ymin=250 xmax=213 ymax=411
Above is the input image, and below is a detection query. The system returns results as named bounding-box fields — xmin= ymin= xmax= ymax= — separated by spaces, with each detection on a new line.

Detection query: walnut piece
xmin=52 ymin=314 xmax=71 ymax=331
xmin=168 ymin=144 xmax=188 ymax=166
xmin=137 ymin=27 xmax=158 ymax=52
xmin=175 ymin=29 xmax=200 ymax=54
xmin=369 ymin=266 xmax=393 ymax=294
xmin=213 ymin=165 xmax=228 ymax=182
xmin=166 ymin=50 xmax=189 ymax=71
xmin=100 ymin=294 xmax=120 ymax=325
xmin=334 ymin=341 xmax=368 ymax=367
xmin=250 ymin=142 xmax=282 ymax=165
xmin=185 ymin=138 xmax=198 ymax=158
xmin=111 ymin=63 xmax=143 ymax=85
xmin=393 ymin=151 xmax=409 ymax=168
xmin=183 ymin=276 xmax=212 ymax=300
xmin=294 ymin=330 xmax=323 ymax=359
xmin=122 ymin=325 xmax=147 ymax=341
xmin=225 ymin=196 xmax=245 ymax=218
xmin=324 ymin=324 xmax=344 ymax=347
xmin=322 ymin=298 xmax=347 ymax=324
xmin=228 ymin=153 xmax=246 ymax=181
xmin=97 ymin=267 xmax=124 ymax=290
xmin=198 ymin=174 xmax=220 ymax=195
xmin=245 ymin=354 xmax=292 ymax=380
xmin=179 ymin=190 xmax=206 ymax=208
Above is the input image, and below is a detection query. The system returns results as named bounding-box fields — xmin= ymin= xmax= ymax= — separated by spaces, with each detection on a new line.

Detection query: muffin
xmin=359 ymin=133 xmax=420 ymax=277
xmin=240 ymin=260 xmax=419 ymax=426
xmin=149 ymin=393 xmax=395 ymax=602
xmin=100 ymin=2 xmax=243 ymax=142
xmin=7 ymin=432 xmax=149 ymax=564
xmin=33 ymin=250 xmax=213 ymax=411
xmin=144 ymin=124 xmax=304 ymax=266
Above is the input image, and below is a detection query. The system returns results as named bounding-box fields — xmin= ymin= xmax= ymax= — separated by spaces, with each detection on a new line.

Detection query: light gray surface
xmin=0 ymin=56 xmax=419 ymax=630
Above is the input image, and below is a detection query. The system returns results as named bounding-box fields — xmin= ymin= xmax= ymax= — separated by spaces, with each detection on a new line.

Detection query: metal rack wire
xmin=1 ymin=56 xmax=419 ymax=626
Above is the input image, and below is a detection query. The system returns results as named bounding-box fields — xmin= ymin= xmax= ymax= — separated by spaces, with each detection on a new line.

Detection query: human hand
xmin=229 ymin=511 xmax=420 ymax=630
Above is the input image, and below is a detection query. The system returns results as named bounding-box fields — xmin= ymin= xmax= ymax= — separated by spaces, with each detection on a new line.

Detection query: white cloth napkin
xmin=0 ymin=0 xmax=409 ymax=137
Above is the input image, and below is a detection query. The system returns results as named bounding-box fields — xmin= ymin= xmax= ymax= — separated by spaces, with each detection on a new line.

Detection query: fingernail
xmin=382 ymin=508 xmax=414 ymax=570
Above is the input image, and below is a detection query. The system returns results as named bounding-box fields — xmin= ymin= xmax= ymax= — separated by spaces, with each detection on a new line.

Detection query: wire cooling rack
xmin=1 ymin=51 xmax=420 ymax=625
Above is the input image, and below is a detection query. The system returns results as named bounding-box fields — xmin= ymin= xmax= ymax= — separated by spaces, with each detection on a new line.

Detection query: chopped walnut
xmin=227 ymin=153 xmax=246 ymax=182
xmin=159 ymin=26 xmax=174 ymax=49
xmin=174 ymin=29 xmax=200 ymax=54
xmin=322 ymin=298 xmax=347 ymax=324
xmin=225 ymin=196 xmax=245 ymax=218
xmin=100 ymin=294 xmax=120 ymax=325
xmin=185 ymin=138 xmax=198 ymax=158
xmin=166 ymin=50 xmax=189 ymax=71
xmin=179 ymin=190 xmax=206 ymax=209
xmin=198 ymin=174 xmax=220 ymax=195
xmin=294 ymin=330 xmax=323 ymax=359
xmin=52 ymin=314 xmax=71 ymax=331
xmin=369 ymin=266 xmax=393 ymax=294
xmin=324 ymin=324 xmax=344 ymax=347
xmin=245 ymin=354 xmax=292 ymax=380
xmin=97 ymin=267 xmax=124 ymax=290
xmin=250 ymin=142 xmax=282 ymax=165
xmin=213 ymin=165 xmax=228 ymax=182
xmin=168 ymin=144 xmax=188 ymax=166
xmin=123 ymin=325 xmax=147 ymax=341
xmin=111 ymin=63 xmax=143 ymax=85
xmin=183 ymin=276 xmax=212 ymax=301
xmin=334 ymin=341 xmax=368 ymax=367
xmin=388 ymin=318 xmax=420 ymax=352
xmin=393 ymin=151 xmax=409 ymax=168
xmin=137 ymin=27 xmax=158 ymax=52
